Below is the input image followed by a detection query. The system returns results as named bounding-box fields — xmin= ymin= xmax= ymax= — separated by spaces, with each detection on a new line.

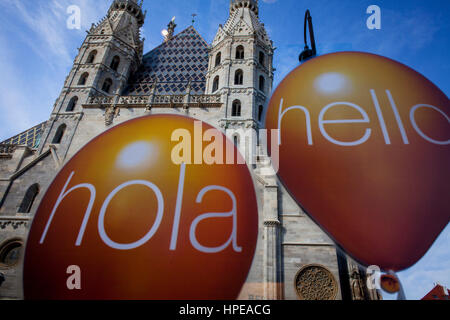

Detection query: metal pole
xmin=307 ymin=11 xmax=317 ymax=56
xmin=299 ymin=10 xmax=317 ymax=62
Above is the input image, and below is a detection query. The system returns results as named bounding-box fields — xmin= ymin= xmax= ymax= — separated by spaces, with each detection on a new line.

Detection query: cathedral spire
xmin=230 ymin=0 xmax=259 ymax=16
xmin=108 ymin=0 xmax=146 ymax=26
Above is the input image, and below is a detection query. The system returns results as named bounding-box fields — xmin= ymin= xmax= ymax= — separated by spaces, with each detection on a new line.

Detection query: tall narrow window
xmin=212 ymin=76 xmax=219 ymax=93
xmin=52 ymin=124 xmax=66 ymax=144
xmin=18 ymin=184 xmax=39 ymax=213
xmin=102 ymin=78 xmax=113 ymax=93
xmin=87 ymin=50 xmax=97 ymax=63
xmin=233 ymin=135 xmax=239 ymax=146
xmin=236 ymin=46 xmax=244 ymax=59
xmin=232 ymin=100 xmax=241 ymax=117
xmin=234 ymin=69 xmax=243 ymax=85
xmin=66 ymin=96 xmax=78 ymax=112
xmin=258 ymin=105 xmax=264 ymax=122
xmin=259 ymin=76 xmax=265 ymax=92
xmin=259 ymin=52 xmax=265 ymax=66
xmin=110 ymin=56 xmax=120 ymax=71
xmin=78 ymin=73 xmax=89 ymax=86
xmin=215 ymin=52 xmax=221 ymax=67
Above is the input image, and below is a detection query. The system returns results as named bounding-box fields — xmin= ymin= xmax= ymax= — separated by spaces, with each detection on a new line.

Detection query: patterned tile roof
xmin=0 ymin=122 xmax=46 ymax=149
xmin=125 ymin=26 xmax=209 ymax=96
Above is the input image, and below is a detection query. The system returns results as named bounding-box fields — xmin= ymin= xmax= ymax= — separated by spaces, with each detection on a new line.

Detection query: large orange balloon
xmin=24 ymin=114 xmax=258 ymax=299
xmin=266 ymin=52 xmax=449 ymax=271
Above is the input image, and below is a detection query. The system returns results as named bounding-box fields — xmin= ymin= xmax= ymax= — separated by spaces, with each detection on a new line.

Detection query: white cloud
xmin=383 ymin=224 xmax=450 ymax=300
xmin=0 ymin=0 xmax=108 ymax=140
xmin=0 ymin=34 xmax=41 ymax=139
xmin=401 ymin=224 xmax=450 ymax=299
xmin=2 ymin=0 xmax=72 ymax=67
xmin=1 ymin=0 xmax=108 ymax=69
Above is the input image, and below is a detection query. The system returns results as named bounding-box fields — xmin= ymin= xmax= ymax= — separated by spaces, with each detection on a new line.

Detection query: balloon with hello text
xmin=24 ymin=114 xmax=258 ymax=299
xmin=265 ymin=52 xmax=449 ymax=271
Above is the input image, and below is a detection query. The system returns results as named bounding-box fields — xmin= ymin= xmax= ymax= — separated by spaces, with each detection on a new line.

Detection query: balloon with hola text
xmin=266 ymin=52 xmax=449 ymax=271
xmin=24 ymin=114 xmax=258 ymax=299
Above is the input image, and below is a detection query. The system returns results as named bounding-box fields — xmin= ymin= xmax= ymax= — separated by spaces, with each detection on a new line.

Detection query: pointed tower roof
xmin=86 ymin=0 xmax=146 ymax=59
xmin=213 ymin=0 xmax=272 ymax=47
xmin=125 ymin=26 xmax=209 ymax=96
xmin=230 ymin=0 xmax=259 ymax=16
xmin=108 ymin=0 xmax=146 ymax=26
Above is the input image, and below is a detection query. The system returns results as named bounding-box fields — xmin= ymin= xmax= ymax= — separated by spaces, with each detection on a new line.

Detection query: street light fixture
xmin=299 ymin=10 xmax=317 ymax=63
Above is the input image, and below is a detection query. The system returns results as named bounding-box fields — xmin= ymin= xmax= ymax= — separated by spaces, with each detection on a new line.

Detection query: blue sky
xmin=0 ymin=0 xmax=448 ymax=300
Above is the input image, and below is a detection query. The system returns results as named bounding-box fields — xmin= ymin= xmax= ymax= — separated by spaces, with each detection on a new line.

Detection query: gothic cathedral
xmin=0 ymin=0 xmax=380 ymax=300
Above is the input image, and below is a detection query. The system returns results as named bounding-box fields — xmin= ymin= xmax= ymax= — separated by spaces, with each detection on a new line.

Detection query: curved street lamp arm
xmin=304 ymin=10 xmax=317 ymax=55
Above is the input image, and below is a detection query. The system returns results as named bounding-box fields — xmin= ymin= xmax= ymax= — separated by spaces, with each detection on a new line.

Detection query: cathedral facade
xmin=0 ymin=0 xmax=379 ymax=300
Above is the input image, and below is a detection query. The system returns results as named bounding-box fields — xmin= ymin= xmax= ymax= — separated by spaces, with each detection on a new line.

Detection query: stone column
xmin=262 ymin=179 xmax=281 ymax=300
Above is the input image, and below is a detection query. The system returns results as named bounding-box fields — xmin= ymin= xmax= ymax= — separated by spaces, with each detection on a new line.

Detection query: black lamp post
xmin=299 ymin=10 xmax=317 ymax=63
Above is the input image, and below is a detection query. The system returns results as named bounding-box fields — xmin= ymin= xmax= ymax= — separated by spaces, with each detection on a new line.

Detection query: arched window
xmin=87 ymin=50 xmax=97 ymax=64
xmin=212 ymin=76 xmax=219 ymax=93
xmin=258 ymin=105 xmax=264 ymax=122
xmin=52 ymin=124 xmax=66 ymax=144
xmin=18 ymin=184 xmax=39 ymax=213
xmin=110 ymin=55 xmax=120 ymax=71
xmin=259 ymin=76 xmax=265 ymax=92
xmin=215 ymin=52 xmax=221 ymax=67
xmin=78 ymin=72 xmax=89 ymax=85
xmin=0 ymin=240 xmax=23 ymax=267
xmin=259 ymin=52 xmax=265 ymax=66
xmin=102 ymin=78 xmax=113 ymax=93
xmin=232 ymin=100 xmax=241 ymax=117
xmin=236 ymin=46 xmax=244 ymax=59
xmin=234 ymin=69 xmax=243 ymax=85
xmin=66 ymin=96 xmax=78 ymax=112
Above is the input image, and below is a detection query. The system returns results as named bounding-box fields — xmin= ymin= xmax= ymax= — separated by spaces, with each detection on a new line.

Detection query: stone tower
xmin=206 ymin=0 xmax=274 ymax=160
xmin=37 ymin=0 xmax=145 ymax=161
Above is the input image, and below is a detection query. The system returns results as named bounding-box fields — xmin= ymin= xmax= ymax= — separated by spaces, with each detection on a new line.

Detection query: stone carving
xmin=263 ymin=220 xmax=280 ymax=227
xmin=295 ymin=264 xmax=338 ymax=300
xmin=0 ymin=144 xmax=17 ymax=154
xmin=104 ymin=106 xmax=120 ymax=126
xmin=120 ymin=95 xmax=148 ymax=105
xmin=88 ymin=96 xmax=114 ymax=105
xmin=219 ymin=119 xmax=259 ymax=130
xmin=86 ymin=94 xmax=221 ymax=109
xmin=349 ymin=261 xmax=365 ymax=300
xmin=0 ymin=219 xmax=28 ymax=230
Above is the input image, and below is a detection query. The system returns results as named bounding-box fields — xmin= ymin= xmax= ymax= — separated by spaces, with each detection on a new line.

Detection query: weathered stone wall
xmin=0 ymin=224 xmax=27 ymax=299
xmin=0 ymin=154 xmax=54 ymax=217
xmin=65 ymin=107 xmax=225 ymax=162
xmin=279 ymin=185 xmax=342 ymax=300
